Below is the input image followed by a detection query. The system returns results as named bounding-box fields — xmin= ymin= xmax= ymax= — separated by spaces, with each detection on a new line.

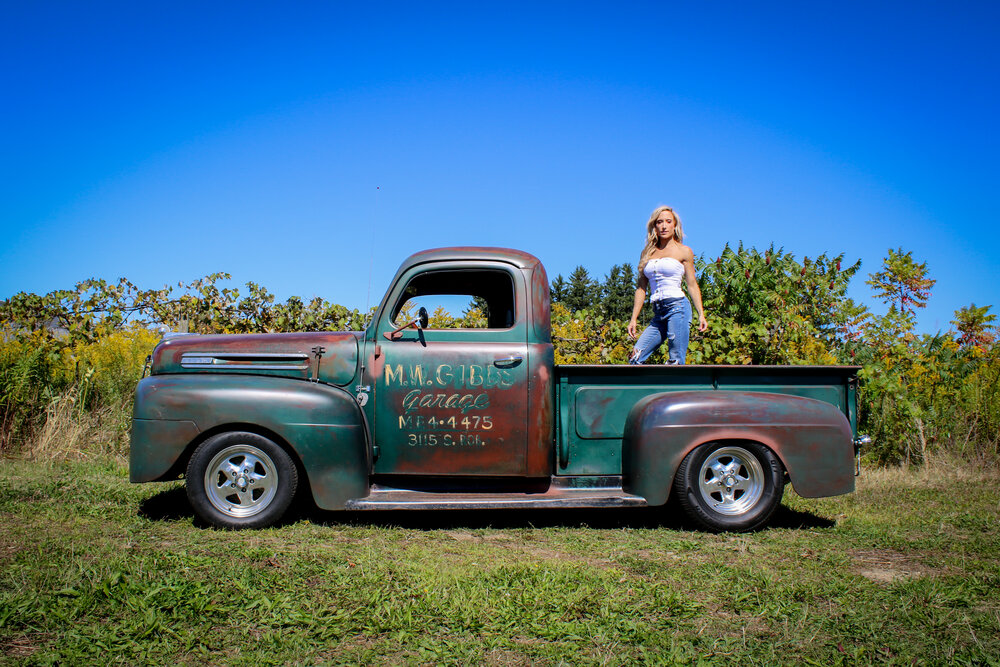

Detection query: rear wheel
xmin=186 ymin=432 xmax=298 ymax=529
xmin=674 ymin=441 xmax=784 ymax=532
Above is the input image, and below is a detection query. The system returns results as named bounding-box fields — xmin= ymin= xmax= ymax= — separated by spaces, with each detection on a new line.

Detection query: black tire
xmin=673 ymin=441 xmax=784 ymax=532
xmin=186 ymin=431 xmax=298 ymax=529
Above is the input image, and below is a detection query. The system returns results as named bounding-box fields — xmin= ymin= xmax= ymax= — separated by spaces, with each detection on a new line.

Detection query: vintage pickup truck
xmin=130 ymin=247 xmax=866 ymax=532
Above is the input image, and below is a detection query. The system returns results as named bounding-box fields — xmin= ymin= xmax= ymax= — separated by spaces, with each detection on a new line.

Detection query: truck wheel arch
xmin=622 ymin=390 xmax=854 ymax=505
xmin=146 ymin=418 xmax=357 ymax=515
xmin=164 ymin=422 xmax=304 ymax=482
xmin=131 ymin=375 xmax=371 ymax=512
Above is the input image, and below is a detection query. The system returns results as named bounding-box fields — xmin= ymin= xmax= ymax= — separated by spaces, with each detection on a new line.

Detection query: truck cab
xmin=362 ymin=248 xmax=554 ymax=479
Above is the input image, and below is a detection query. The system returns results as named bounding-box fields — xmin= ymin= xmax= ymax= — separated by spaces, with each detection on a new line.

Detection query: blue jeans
xmin=630 ymin=297 xmax=692 ymax=365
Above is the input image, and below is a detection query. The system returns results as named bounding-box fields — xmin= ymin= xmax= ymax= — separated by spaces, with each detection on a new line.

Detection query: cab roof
xmin=398 ymin=247 xmax=543 ymax=273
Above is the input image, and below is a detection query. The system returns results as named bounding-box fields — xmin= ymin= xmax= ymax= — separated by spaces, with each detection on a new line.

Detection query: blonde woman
xmin=627 ymin=205 xmax=708 ymax=364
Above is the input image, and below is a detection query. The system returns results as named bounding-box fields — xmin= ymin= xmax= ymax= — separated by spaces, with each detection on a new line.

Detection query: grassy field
xmin=1 ymin=459 xmax=998 ymax=666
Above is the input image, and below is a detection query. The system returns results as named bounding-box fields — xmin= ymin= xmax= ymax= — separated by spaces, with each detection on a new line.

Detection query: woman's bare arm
xmin=627 ymin=273 xmax=649 ymax=339
xmin=684 ymin=247 xmax=708 ymax=332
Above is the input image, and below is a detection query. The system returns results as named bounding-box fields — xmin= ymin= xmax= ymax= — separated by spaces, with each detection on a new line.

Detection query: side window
xmin=391 ymin=269 xmax=516 ymax=330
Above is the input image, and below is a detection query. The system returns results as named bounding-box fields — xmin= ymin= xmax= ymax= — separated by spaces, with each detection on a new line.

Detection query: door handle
xmin=493 ymin=355 xmax=523 ymax=368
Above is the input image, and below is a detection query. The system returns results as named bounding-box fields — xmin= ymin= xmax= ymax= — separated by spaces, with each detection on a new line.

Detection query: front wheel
xmin=673 ymin=441 xmax=784 ymax=532
xmin=186 ymin=432 xmax=298 ymax=529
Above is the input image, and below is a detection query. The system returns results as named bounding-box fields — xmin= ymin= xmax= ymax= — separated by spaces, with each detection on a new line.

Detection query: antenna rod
xmin=364 ymin=185 xmax=379 ymax=327
xmin=357 ymin=185 xmax=380 ymax=403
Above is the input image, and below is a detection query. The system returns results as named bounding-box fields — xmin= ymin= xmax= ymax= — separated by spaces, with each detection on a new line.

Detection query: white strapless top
xmin=644 ymin=257 xmax=685 ymax=301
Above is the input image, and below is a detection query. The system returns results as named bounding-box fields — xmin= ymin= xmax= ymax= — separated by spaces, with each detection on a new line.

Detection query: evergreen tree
xmin=464 ymin=295 xmax=490 ymax=319
xmin=564 ymin=266 xmax=600 ymax=312
xmin=550 ymin=274 xmax=568 ymax=305
xmin=600 ymin=263 xmax=636 ymax=321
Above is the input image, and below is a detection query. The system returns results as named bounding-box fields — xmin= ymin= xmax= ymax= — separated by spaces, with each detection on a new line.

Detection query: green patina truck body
xmin=130 ymin=247 xmax=865 ymax=531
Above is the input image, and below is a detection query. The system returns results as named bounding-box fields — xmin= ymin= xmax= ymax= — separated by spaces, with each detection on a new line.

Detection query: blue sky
xmin=2 ymin=1 xmax=997 ymax=334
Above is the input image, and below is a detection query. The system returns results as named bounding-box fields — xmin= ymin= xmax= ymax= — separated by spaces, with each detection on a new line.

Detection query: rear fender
xmin=131 ymin=374 xmax=369 ymax=509
xmin=622 ymin=390 xmax=854 ymax=505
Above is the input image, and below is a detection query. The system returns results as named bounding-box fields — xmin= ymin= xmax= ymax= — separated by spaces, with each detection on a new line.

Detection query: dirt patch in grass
xmin=444 ymin=530 xmax=479 ymax=542
xmin=851 ymin=548 xmax=935 ymax=583
xmin=481 ymin=531 xmax=518 ymax=542
xmin=483 ymin=647 xmax=539 ymax=666
xmin=1 ymin=633 xmax=52 ymax=658
xmin=0 ymin=543 xmax=23 ymax=563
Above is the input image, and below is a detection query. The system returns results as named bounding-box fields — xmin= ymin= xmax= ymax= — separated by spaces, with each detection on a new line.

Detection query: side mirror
xmin=385 ymin=306 xmax=430 ymax=341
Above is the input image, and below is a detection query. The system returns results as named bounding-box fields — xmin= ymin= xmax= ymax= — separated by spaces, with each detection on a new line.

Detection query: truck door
xmin=373 ymin=264 xmax=529 ymax=475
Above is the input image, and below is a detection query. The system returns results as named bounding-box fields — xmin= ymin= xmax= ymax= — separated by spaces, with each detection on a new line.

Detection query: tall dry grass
xmin=1 ymin=325 xmax=157 ymax=461
xmin=29 ymin=388 xmax=133 ymax=462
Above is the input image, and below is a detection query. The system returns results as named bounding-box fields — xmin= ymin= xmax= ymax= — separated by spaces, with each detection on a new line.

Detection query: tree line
xmin=1 ymin=244 xmax=997 ymax=465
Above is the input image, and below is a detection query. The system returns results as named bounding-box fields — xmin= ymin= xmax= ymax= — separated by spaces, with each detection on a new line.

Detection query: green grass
xmin=1 ymin=460 xmax=998 ymax=665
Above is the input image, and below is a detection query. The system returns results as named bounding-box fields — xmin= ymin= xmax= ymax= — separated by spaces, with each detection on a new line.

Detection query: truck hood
xmin=149 ymin=331 xmax=361 ymax=387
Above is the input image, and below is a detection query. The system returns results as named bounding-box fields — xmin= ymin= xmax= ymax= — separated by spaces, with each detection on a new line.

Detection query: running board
xmin=344 ymin=486 xmax=649 ymax=511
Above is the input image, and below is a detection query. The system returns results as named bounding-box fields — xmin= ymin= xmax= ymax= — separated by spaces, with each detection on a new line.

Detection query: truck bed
xmin=555 ymin=364 xmax=860 ymax=476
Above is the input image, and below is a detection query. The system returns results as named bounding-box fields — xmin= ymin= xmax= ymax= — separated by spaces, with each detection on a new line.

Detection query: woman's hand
xmin=698 ymin=313 xmax=708 ymax=332
xmin=627 ymin=319 xmax=638 ymax=339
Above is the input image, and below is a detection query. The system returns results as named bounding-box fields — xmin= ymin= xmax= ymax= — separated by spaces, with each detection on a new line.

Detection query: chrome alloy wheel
xmin=204 ymin=444 xmax=279 ymax=518
xmin=697 ymin=445 xmax=765 ymax=516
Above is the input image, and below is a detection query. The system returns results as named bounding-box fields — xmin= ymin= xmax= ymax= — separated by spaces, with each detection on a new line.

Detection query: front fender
xmin=622 ymin=390 xmax=854 ymax=505
xmin=130 ymin=374 xmax=369 ymax=509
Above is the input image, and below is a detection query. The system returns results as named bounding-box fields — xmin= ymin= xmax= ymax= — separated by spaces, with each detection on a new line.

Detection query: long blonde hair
xmin=638 ymin=205 xmax=683 ymax=272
